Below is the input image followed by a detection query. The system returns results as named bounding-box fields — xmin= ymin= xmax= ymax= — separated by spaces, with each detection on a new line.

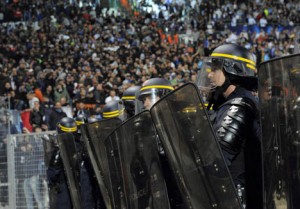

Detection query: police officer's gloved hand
xmin=49 ymin=147 xmax=63 ymax=170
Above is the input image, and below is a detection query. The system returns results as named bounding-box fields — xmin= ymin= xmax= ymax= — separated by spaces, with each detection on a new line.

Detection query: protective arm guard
xmin=216 ymin=97 xmax=257 ymax=157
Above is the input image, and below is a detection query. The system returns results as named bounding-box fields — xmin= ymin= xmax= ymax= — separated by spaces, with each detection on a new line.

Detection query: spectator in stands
xmin=29 ymin=101 xmax=48 ymax=131
xmin=1 ymin=81 xmax=13 ymax=96
xmin=42 ymin=98 xmax=54 ymax=112
xmin=65 ymin=74 xmax=75 ymax=99
xmin=7 ymin=89 xmax=18 ymax=110
xmin=75 ymin=100 xmax=90 ymax=118
xmin=43 ymin=72 xmax=56 ymax=92
xmin=54 ymin=82 xmax=70 ymax=104
xmin=247 ymin=14 xmax=257 ymax=26
xmin=84 ymin=87 xmax=96 ymax=108
xmin=21 ymin=140 xmax=44 ymax=209
xmin=73 ymin=86 xmax=88 ymax=105
xmin=93 ymin=83 xmax=107 ymax=107
xmin=27 ymin=92 xmax=39 ymax=110
xmin=259 ymin=16 xmax=268 ymax=30
xmin=60 ymin=97 xmax=73 ymax=118
xmin=0 ymin=0 xmax=298 ymax=135
xmin=33 ymin=83 xmax=44 ymax=103
xmin=43 ymin=85 xmax=55 ymax=104
xmin=105 ymin=89 xmax=120 ymax=104
xmin=48 ymin=102 xmax=67 ymax=131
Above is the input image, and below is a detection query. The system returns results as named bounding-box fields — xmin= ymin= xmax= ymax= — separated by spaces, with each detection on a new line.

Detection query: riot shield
xmin=81 ymin=118 xmax=122 ymax=209
xmin=150 ymin=83 xmax=241 ymax=209
xmin=57 ymin=133 xmax=82 ymax=209
xmin=41 ymin=133 xmax=58 ymax=207
xmin=41 ymin=134 xmax=57 ymax=168
xmin=105 ymin=132 xmax=127 ymax=209
xmin=106 ymin=111 xmax=170 ymax=209
xmin=258 ymin=53 xmax=300 ymax=208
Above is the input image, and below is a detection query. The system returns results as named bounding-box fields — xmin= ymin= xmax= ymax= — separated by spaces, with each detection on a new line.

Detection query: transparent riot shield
xmin=150 ymin=83 xmax=241 ymax=209
xmin=41 ymin=133 xmax=57 ymax=168
xmin=41 ymin=133 xmax=58 ymax=207
xmin=258 ymin=53 xmax=300 ymax=208
xmin=105 ymin=132 xmax=127 ymax=209
xmin=81 ymin=118 xmax=122 ymax=209
xmin=106 ymin=111 xmax=170 ymax=209
xmin=57 ymin=133 xmax=82 ymax=209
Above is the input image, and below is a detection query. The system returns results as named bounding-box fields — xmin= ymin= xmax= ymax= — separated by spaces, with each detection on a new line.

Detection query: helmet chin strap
xmin=208 ymin=74 xmax=231 ymax=110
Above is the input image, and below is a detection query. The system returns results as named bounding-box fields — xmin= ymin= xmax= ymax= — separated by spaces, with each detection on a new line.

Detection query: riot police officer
xmin=136 ymin=78 xmax=174 ymax=155
xmin=47 ymin=117 xmax=77 ymax=209
xmin=75 ymin=114 xmax=86 ymax=128
xmin=48 ymin=116 xmax=101 ymax=209
xmin=137 ymin=78 xmax=174 ymax=110
xmin=197 ymin=43 xmax=263 ymax=208
xmin=102 ymin=100 xmax=124 ymax=119
xmin=121 ymin=85 xmax=141 ymax=119
xmin=81 ymin=109 xmax=123 ymax=209
xmin=75 ymin=115 xmax=102 ymax=209
xmin=136 ymin=78 xmax=185 ymax=208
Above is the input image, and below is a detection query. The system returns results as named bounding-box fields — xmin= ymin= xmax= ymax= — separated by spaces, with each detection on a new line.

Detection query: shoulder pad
xmin=222 ymin=97 xmax=257 ymax=111
xmin=216 ymin=97 xmax=258 ymax=154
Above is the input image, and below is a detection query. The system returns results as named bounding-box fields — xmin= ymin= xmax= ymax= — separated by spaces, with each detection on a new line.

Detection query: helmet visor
xmin=118 ymin=101 xmax=126 ymax=121
xmin=136 ymin=88 xmax=161 ymax=112
xmin=135 ymin=91 xmax=144 ymax=114
xmin=196 ymin=57 xmax=224 ymax=89
xmin=123 ymin=100 xmax=136 ymax=118
xmin=196 ymin=57 xmax=223 ymax=103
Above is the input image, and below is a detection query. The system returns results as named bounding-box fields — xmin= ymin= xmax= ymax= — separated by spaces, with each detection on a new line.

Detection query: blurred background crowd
xmin=0 ymin=0 xmax=299 ymax=133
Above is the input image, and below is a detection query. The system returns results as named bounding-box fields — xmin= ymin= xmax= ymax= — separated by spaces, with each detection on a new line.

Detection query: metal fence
xmin=0 ymin=96 xmax=53 ymax=209
xmin=0 ymin=119 xmax=9 ymax=209
xmin=0 ymin=97 xmax=10 ymax=209
xmin=0 ymin=96 xmax=60 ymax=209
xmin=2 ymin=131 xmax=55 ymax=209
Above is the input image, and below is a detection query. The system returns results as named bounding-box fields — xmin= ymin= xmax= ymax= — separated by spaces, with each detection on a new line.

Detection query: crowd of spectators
xmin=0 ymin=0 xmax=299 ymax=133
